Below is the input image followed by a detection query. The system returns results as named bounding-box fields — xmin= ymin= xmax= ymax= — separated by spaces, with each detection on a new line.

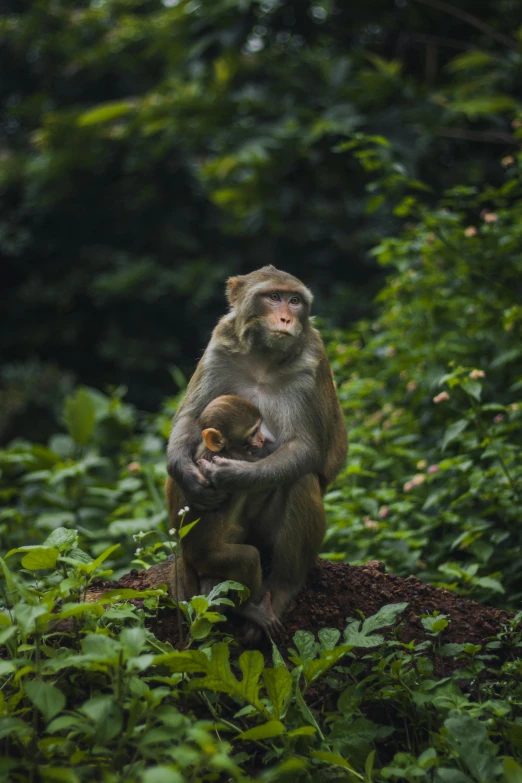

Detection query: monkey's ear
xmin=226 ymin=276 xmax=245 ymax=307
xmin=202 ymin=428 xmax=226 ymax=452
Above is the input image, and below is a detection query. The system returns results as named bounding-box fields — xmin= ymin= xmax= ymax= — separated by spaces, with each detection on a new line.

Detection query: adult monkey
xmin=166 ymin=265 xmax=347 ymax=623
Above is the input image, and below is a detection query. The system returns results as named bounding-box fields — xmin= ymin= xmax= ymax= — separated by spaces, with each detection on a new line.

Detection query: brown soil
xmin=90 ymin=557 xmax=511 ymax=665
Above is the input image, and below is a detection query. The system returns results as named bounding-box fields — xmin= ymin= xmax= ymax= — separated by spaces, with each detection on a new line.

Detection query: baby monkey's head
xmin=199 ymin=395 xmax=265 ymax=456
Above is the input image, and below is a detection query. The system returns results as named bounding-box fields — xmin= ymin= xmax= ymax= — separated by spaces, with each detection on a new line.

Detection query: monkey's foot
xmin=199 ymin=576 xmax=222 ymax=594
xmin=240 ymin=592 xmax=284 ymax=645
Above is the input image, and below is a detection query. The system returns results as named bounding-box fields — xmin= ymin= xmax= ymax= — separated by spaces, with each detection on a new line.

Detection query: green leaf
xmin=361 ymin=603 xmax=408 ymax=634
xmin=263 ymin=665 xmax=292 ymax=720
xmin=504 ymin=758 xmax=522 ymax=783
xmin=436 ymin=771 xmax=473 ymax=783
xmin=14 ymin=604 xmax=49 ymax=635
xmin=179 ymin=519 xmax=200 ymax=539
xmin=77 ymin=101 xmax=134 ymax=127
xmin=295 ymin=685 xmax=324 ymax=739
xmin=311 ymin=751 xmax=358 ymax=772
xmin=446 ymin=50 xmax=496 ymax=73
xmin=21 ymin=547 xmax=59 ymax=571
xmin=238 ymin=650 xmax=265 ymax=706
xmin=237 ymin=720 xmax=285 ymax=740
xmin=461 ymin=380 xmax=482 ymax=401
xmin=43 ymin=528 xmax=78 ymax=551
xmin=63 ymin=389 xmax=97 ymax=445
xmin=442 ymin=419 xmax=469 ymax=451
xmin=141 ymin=768 xmax=184 ymax=783
xmin=318 ymin=628 xmax=341 ymax=650
xmin=83 ymin=544 xmax=120 ymax=574
xmin=24 ymin=680 xmax=65 ymax=724
xmin=80 ymin=695 xmax=123 ymax=741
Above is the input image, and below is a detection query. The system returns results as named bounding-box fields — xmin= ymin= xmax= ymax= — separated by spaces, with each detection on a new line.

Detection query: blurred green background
xmin=2 ymin=0 xmax=521 ymax=440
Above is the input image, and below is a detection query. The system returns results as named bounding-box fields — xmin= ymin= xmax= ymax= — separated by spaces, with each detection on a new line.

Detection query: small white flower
xmin=169 ymin=528 xmax=176 ymax=536
xmin=184 ymin=505 xmax=190 ymax=513
xmin=135 ymin=548 xmax=142 ymax=555
xmin=178 ymin=508 xmax=185 ymax=516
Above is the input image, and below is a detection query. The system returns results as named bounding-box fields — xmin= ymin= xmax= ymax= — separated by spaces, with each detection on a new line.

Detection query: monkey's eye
xmin=289 ymin=295 xmax=301 ymax=305
xmin=268 ymin=292 xmax=280 ymax=302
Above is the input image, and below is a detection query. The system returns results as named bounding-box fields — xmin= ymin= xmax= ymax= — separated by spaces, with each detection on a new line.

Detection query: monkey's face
xmin=248 ymin=288 xmax=308 ymax=348
xmin=244 ymin=419 xmax=265 ymax=455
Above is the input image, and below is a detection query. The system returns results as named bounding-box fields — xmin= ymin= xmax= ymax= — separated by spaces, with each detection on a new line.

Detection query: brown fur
xmin=166 ymin=267 xmax=348 ymax=636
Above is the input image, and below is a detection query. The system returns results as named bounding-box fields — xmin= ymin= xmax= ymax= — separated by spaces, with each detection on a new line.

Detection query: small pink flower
xmin=417 ymin=459 xmax=427 ymax=470
xmin=127 ymin=461 xmax=141 ymax=473
xmin=433 ymin=392 xmax=450 ymax=404
xmin=407 ymin=380 xmax=417 ymax=392
xmin=404 ymin=481 xmax=413 ymax=493
xmin=494 ymin=414 xmax=504 ymax=423
xmin=428 ymin=464 xmax=439 ymax=474
xmin=483 ymin=212 xmax=498 ymax=224
xmin=364 ymin=519 xmax=379 ymax=529
xmin=501 ymin=155 xmax=515 ymax=167
xmin=464 ymin=226 xmax=477 ymax=237
xmin=411 ymin=473 xmax=426 ymax=486
xmin=378 ymin=506 xmax=389 ymax=519
xmin=469 ymin=369 xmax=485 ymax=380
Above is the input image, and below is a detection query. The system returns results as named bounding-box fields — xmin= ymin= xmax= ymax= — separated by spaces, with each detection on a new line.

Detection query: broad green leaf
xmin=504 ymin=758 xmax=522 ymax=783
xmin=190 ymin=617 xmax=213 ymax=640
xmin=43 ymin=528 xmax=78 ymax=551
xmin=237 ymin=720 xmax=284 ymax=740
xmin=238 ymin=650 xmax=265 ymax=706
xmin=13 ymin=604 xmax=49 ymax=635
xmin=461 ymin=380 xmax=482 ymax=401
xmin=361 ymin=602 xmax=408 ymax=634
xmin=142 ymin=768 xmax=184 ymax=783
xmin=263 ymin=665 xmax=292 ymax=720
xmin=21 ymin=547 xmax=59 ymax=571
xmin=442 ymin=419 xmax=469 ymax=451
xmin=80 ymin=695 xmax=123 ymax=741
xmin=318 ymin=628 xmax=341 ymax=650
xmin=24 ymin=680 xmax=65 ymax=723
xmin=293 ymin=630 xmax=319 ymax=661
xmin=191 ymin=596 xmax=209 ymax=614
xmin=63 ymin=389 xmax=97 ymax=445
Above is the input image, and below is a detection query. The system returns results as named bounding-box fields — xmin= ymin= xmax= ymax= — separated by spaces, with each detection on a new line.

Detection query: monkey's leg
xmin=263 ymin=474 xmax=325 ymax=619
xmin=197 ymin=543 xmax=281 ymax=636
xmin=165 ymin=475 xmax=186 ymax=528
xmin=198 ymin=543 xmax=263 ymax=602
xmin=167 ymin=553 xmax=199 ymax=603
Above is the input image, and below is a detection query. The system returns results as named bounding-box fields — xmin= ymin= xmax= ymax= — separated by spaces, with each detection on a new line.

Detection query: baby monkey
xmin=179 ymin=395 xmax=282 ymax=638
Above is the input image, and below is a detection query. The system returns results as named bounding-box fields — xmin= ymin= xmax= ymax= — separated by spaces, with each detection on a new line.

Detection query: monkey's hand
xmin=197 ymin=457 xmax=251 ymax=491
xmin=174 ymin=459 xmax=229 ymax=510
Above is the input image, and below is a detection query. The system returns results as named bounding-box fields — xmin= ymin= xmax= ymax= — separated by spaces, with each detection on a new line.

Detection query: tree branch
xmin=413 ymin=0 xmax=518 ymax=51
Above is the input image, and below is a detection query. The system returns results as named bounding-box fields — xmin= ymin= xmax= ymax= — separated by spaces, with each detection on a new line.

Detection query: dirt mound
xmin=91 ymin=558 xmax=511 ymax=661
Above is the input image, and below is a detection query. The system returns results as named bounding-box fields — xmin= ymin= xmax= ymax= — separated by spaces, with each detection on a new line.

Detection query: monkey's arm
xmin=199 ymin=353 xmax=347 ymax=493
xmin=198 ymin=436 xmax=319 ymax=491
xmin=167 ymin=352 xmax=231 ymax=509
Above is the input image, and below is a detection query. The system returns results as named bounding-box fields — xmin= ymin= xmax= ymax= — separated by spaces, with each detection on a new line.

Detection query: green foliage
xmin=325 ymin=160 xmax=522 ymax=606
xmin=2 ymin=534 xmax=522 ymax=781
xmin=2 ymin=0 xmax=521 ymax=407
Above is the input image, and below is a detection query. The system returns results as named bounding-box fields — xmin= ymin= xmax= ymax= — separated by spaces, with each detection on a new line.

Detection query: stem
xmin=412 ymin=0 xmax=517 ymax=50
xmin=471 ymin=400 xmax=521 ymax=502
